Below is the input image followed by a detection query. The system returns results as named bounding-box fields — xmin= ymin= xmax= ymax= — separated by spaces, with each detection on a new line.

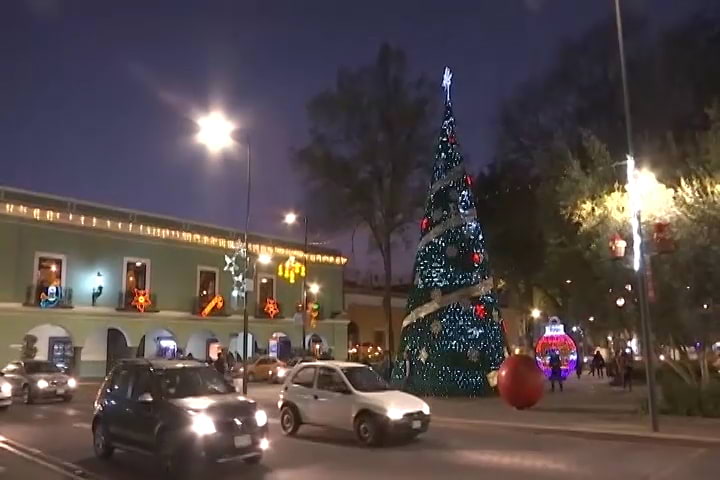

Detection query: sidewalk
xmin=426 ymin=375 xmax=720 ymax=447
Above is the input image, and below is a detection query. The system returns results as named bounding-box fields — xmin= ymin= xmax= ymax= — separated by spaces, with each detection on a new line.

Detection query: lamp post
xmin=284 ymin=212 xmax=309 ymax=352
xmin=614 ymin=0 xmax=659 ymax=432
xmin=196 ymin=111 xmax=253 ymax=394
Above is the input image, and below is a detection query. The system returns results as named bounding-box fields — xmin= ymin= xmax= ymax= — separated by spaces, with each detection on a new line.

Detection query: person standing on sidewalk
xmin=592 ymin=351 xmax=605 ymax=378
xmin=620 ymin=350 xmax=633 ymax=391
xmin=549 ymin=351 xmax=563 ymax=392
xmin=401 ymin=350 xmax=413 ymax=392
xmin=575 ymin=355 xmax=583 ymax=379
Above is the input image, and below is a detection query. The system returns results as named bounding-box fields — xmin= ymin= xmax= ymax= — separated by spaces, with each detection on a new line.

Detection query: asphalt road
xmin=0 ymin=383 xmax=718 ymax=480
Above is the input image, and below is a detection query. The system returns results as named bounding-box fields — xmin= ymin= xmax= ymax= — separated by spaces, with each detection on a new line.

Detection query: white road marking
xmin=71 ymin=422 xmax=92 ymax=429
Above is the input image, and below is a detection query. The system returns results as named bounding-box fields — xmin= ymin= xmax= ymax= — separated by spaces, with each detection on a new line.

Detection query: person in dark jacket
xmin=549 ymin=351 xmax=563 ymax=392
xmin=591 ymin=351 xmax=606 ymax=378
xmin=214 ymin=351 xmax=227 ymax=375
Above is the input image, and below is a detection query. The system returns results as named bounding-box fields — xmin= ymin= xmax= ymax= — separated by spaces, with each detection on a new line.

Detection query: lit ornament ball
xmin=497 ymin=354 xmax=545 ymax=410
xmin=534 ymin=318 xmax=578 ymax=380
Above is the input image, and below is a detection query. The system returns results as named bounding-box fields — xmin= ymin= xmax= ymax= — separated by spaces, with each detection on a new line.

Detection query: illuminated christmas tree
xmin=392 ymin=68 xmax=507 ymax=396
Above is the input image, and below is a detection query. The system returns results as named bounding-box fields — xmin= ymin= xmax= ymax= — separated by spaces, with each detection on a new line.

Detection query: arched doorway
xmin=229 ymin=332 xmax=255 ymax=362
xmin=186 ymin=330 xmax=220 ymax=361
xmin=305 ymin=333 xmax=327 ymax=357
xmin=83 ymin=327 xmax=130 ymax=375
xmin=24 ymin=324 xmax=73 ymax=368
xmin=138 ymin=328 xmax=177 ymax=359
xmin=268 ymin=332 xmax=291 ymax=361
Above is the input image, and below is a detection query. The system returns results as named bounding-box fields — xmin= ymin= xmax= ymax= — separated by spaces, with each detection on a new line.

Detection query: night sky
xmin=0 ymin=0 xmax=697 ymax=278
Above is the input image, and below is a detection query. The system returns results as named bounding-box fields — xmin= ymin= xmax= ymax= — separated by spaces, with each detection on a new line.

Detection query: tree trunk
xmin=382 ymin=235 xmax=394 ymax=356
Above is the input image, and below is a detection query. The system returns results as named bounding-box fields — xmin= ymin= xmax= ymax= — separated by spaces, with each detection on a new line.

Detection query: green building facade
xmin=0 ymin=187 xmax=348 ymax=378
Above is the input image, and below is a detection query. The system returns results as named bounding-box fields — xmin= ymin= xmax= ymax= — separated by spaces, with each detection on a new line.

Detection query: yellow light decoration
xmin=200 ymin=295 xmax=224 ymax=317
xmin=277 ymin=256 xmax=306 ymax=284
xmin=0 ymin=202 xmax=348 ymax=266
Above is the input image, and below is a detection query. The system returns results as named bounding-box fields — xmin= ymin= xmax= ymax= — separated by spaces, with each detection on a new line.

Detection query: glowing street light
xmin=530 ymin=308 xmax=541 ymax=320
xmin=196 ymin=112 xmax=236 ymax=154
xmin=284 ymin=211 xmax=310 ymax=352
xmin=283 ymin=212 xmax=298 ymax=225
xmin=258 ymin=253 xmax=272 ymax=265
xmin=616 ymin=297 xmax=626 ymax=308
xmin=308 ymin=283 xmax=320 ymax=295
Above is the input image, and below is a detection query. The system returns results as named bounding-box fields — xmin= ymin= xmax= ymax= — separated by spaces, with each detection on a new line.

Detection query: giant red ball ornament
xmin=497 ymin=354 xmax=544 ymax=410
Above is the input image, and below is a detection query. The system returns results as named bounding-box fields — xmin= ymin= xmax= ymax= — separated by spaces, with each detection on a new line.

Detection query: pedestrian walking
xmin=575 ymin=355 xmax=583 ymax=379
xmin=549 ymin=351 xmax=563 ymax=392
xmin=592 ymin=351 xmax=605 ymax=378
xmin=620 ymin=350 xmax=634 ymax=391
xmin=214 ymin=350 xmax=227 ymax=375
xmin=402 ymin=350 xmax=413 ymax=392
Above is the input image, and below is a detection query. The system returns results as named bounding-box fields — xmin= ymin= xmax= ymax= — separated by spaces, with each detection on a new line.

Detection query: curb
xmin=432 ymin=416 xmax=720 ymax=448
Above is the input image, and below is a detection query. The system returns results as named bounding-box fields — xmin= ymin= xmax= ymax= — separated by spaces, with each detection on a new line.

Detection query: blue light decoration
xmin=534 ymin=317 xmax=578 ymax=380
xmin=391 ymin=68 xmax=507 ymax=396
xmin=39 ymin=285 xmax=61 ymax=308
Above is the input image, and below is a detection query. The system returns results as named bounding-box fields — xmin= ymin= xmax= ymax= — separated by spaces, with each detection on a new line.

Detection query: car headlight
xmin=67 ymin=378 xmax=77 ymax=389
xmin=277 ymin=368 xmax=287 ymax=378
xmin=255 ymin=409 xmax=268 ymax=427
xmin=1 ymin=383 xmax=11 ymax=395
xmin=386 ymin=408 xmax=404 ymax=420
xmin=37 ymin=379 xmax=49 ymax=389
xmin=190 ymin=413 xmax=216 ymax=436
xmin=421 ymin=402 xmax=430 ymax=415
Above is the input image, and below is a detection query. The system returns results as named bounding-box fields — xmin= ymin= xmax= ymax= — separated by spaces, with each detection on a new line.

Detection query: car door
xmin=102 ymin=367 xmax=134 ymax=442
xmin=285 ymin=366 xmax=317 ymax=423
xmin=314 ymin=367 xmax=355 ymax=430
xmin=125 ymin=367 xmax=159 ymax=449
xmin=255 ymin=358 xmax=272 ymax=381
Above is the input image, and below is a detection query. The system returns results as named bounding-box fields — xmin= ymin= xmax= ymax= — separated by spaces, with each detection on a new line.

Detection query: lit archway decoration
xmin=278 ymin=256 xmax=305 ymax=284
xmin=132 ymin=288 xmax=152 ymax=313
xmin=534 ymin=317 xmax=577 ymax=380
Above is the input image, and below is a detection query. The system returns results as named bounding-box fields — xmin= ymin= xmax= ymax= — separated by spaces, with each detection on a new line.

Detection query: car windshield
xmin=341 ymin=366 xmax=389 ymax=392
xmin=25 ymin=362 xmax=61 ymax=374
xmin=157 ymin=367 xmax=234 ymax=399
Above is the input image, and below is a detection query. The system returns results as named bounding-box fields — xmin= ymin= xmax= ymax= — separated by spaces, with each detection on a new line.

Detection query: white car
xmin=0 ymin=374 xmax=12 ymax=410
xmin=277 ymin=361 xmax=430 ymax=446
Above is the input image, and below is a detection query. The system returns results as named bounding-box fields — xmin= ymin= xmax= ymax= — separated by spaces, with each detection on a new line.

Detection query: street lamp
xmin=196 ymin=110 xmax=253 ymax=395
xmin=284 ymin=211 xmax=309 ymax=352
xmin=308 ymin=283 xmax=320 ymax=295
xmin=530 ymin=308 xmax=541 ymax=320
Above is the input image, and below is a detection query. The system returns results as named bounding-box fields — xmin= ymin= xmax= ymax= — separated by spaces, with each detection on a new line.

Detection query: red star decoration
xmin=472 ymin=252 xmax=483 ymax=264
xmin=421 ymin=217 xmax=430 ymax=232
xmin=464 ymin=174 xmax=473 ymax=186
xmin=475 ymin=304 xmax=486 ymax=318
xmin=449 ymin=134 xmax=456 ymax=144
xmin=131 ymin=288 xmax=151 ymax=313
xmin=264 ymin=298 xmax=280 ymax=319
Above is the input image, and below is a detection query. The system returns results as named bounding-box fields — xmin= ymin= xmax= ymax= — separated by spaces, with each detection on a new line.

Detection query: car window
xmin=257 ymin=358 xmax=270 ymax=365
xmin=291 ymin=366 xmax=316 ymax=388
xmin=25 ymin=362 xmax=61 ymax=374
xmin=157 ymin=367 xmax=233 ymax=399
xmin=317 ymin=367 xmax=348 ymax=393
xmin=108 ymin=368 xmax=132 ymax=398
xmin=341 ymin=366 xmax=389 ymax=392
xmin=129 ymin=368 xmax=154 ymax=401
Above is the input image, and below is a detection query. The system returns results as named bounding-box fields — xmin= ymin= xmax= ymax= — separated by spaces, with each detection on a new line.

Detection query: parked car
xmin=92 ymin=359 xmax=269 ymax=477
xmin=0 ymin=373 xmax=12 ymax=410
xmin=233 ymin=356 xmax=286 ymax=383
xmin=278 ymin=361 xmax=431 ymax=446
xmin=271 ymin=356 xmax=315 ymax=384
xmin=1 ymin=360 xmax=77 ymax=404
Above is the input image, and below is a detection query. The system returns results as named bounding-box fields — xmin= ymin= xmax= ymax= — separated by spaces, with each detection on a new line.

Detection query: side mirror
xmin=138 ymin=392 xmax=154 ymax=403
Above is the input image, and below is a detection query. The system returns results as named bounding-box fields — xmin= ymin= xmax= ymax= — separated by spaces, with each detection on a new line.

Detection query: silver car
xmin=0 ymin=374 xmax=12 ymax=410
xmin=1 ymin=360 xmax=77 ymax=404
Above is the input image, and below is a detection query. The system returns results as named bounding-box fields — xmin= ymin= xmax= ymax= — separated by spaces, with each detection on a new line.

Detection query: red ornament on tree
xmin=449 ymin=134 xmax=456 ymax=144
xmin=421 ymin=217 xmax=430 ymax=232
xmin=497 ymin=354 xmax=545 ymax=410
xmin=464 ymin=174 xmax=473 ymax=186
xmin=474 ymin=303 xmax=486 ymax=318
xmin=472 ymin=252 xmax=483 ymax=264
xmin=653 ymin=222 xmax=675 ymax=254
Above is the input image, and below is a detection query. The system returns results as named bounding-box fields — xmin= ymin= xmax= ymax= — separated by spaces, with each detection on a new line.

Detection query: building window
xmin=373 ymin=329 xmax=386 ymax=348
xmin=34 ymin=253 xmax=65 ymax=304
xmin=122 ymin=257 xmax=151 ymax=306
xmin=197 ymin=266 xmax=219 ymax=309
xmin=257 ymin=274 xmax=276 ymax=314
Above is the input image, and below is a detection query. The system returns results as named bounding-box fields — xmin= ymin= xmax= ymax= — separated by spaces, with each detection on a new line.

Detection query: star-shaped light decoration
xmin=430 ymin=320 xmax=442 ymax=336
xmin=442 ymin=67 xmax=453 ymax=102
xmin=223 ymin=254 xmax=236 ymax=272
xmin=418 ymin=347 xmax=429 ymax=364
xmin=264 ymin=298 xmax=280 ymax=319
xmin=131 ymin=288 xmax=151 ymax=313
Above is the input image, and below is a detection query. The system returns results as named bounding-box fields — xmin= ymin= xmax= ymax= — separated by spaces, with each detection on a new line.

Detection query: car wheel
xmin=280 ymin=405 xmax=301 ymax=436
xmin=158 ymin=433 xmax=195 ymax=480
xmin=243 ymin=453 xmax=262 ymax=465
xmin=21 ymin=385 xmax=33 ymax=405
xmin=354 ymin=412 xmax=384 ymax=447
xmin=92 ymin=422 xmax=115 ymax=459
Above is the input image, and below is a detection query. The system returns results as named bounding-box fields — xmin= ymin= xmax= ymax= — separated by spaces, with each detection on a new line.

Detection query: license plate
xmin=57 ymin=388 xmax=65 ymax=395
xmin=412 ymin=420 xmax=422 ymax=429
xmin=234 ymin=435 xmax=251 ymax=448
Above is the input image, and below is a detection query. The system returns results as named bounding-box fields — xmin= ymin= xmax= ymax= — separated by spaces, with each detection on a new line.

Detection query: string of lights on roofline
xmin=1 ymin=202 xmax=347 ymax=266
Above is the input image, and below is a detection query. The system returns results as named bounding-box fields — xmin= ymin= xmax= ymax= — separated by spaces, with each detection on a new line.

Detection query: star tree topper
xmin=442 ymin=67 xmax=452 ymax=102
